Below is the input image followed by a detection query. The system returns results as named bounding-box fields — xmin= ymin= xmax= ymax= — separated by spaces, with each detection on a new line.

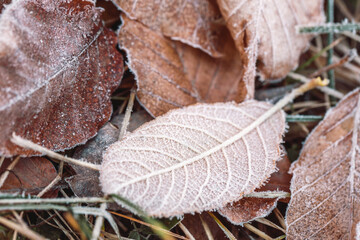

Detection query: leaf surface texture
xmin=101 ymin=101 xmax=285 ymax=217
xmin=286 ymin=89 xmax=360 ymax=239
xmin=217 ymin=0 xmax=325 ymax=80
xmin=0 ymin=0 xmax=123 ymax=156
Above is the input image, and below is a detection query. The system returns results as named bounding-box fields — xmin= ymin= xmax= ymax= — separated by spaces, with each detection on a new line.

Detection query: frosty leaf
xmin=216 ymin=0 xmax=325 ymax=80
xmin=118 ymin=16 xmax=250 ymax=117
xmin=219 ymin=155 xmax=291 ymax=224
xmin=0 ymin=0 xmax=123 ymax=156
xmin=286 ymin=89 xmax=360 ymax=239
xmin=100 ymin=101 xmax=285 ymax=217
xmin=112 ymin=0 xmax=223 ymax=57
xmin=0 ymin=157 xmax=58 ymax=198
xmin=66 ymin=110 xmax=152 ymax=197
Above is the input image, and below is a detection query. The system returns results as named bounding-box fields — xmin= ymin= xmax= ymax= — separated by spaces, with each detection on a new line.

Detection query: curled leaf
xmin=113 ymin=0 xmax=223 ymax=57
xmin=100 ymin=101 xmax=285 ymax=217
xmin=286 ymin=89 xmax=360 ymax=239
xmin=0 ymin=0 xmax=123 ymax=156
xmin=119 ymin=16 xmax=250 ymax=116
xmin=216 ymin=0 xmax=325 ymax=80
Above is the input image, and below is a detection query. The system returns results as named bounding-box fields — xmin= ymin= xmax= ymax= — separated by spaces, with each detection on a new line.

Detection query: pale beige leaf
xmin=286 ymin=89 xmax=360 ymax=239
xmin=119 ymin=15 xmax=250 ymax=117
xmin=217 ymin=0 xmax=325 ymax=80
xmin=100 ymin=101 xmax=285 ymax=217
xmin=112 ymin=0 xmax=223 ymax=57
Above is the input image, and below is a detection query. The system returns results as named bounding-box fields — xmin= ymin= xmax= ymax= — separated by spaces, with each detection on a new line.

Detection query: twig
xmin=0 ymin=216 xmax=46 ymax=240
xmin=297 ymin=22 xmax=360 ymax=34
xmin=287 ymin=72 xmax=344 ymax=99
xmin=10 ymin=134 xmax=100 ymax=171
xmin=309 ymin=49 xmax=357 ymax=78
xmin=119 ymin=87 xmax=136 ymax=140
xmin=0 ymin=156 xmax=20 ymax=189
xmin=91 ymin=203 xmax=107 ymax=240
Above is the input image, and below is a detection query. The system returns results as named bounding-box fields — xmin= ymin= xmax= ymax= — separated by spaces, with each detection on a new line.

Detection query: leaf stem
xmin=10 ymin=133 xmax=100 ymax=171
xmin=119 ymin=87 xmax=136 ymax=140
xmin=287 ymin=72 xmax=343 ymax=99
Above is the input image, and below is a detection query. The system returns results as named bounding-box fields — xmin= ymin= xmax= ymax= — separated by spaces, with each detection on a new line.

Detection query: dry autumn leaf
xmin=286 ymin=89 xmax=360 ymax=239
xmin=100 ymin=100 xmax=285 ymax=217
xmin=219 ymin=154 xmax=291 ymax=224
xmin=0 ymin=157 xmax=58 ymax=198
xmin=0 ymin=0 xmax=123 ymax=156
xmin=217 ymin=0 xmax=325 ymax=80
xmin=119 ymin=16 xmax=249 ymax=117
xmin=112 ymin=0 xmax=223 ymax=57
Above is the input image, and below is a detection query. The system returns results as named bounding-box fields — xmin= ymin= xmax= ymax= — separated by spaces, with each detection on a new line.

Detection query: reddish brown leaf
xmin=0 ymin=0 xmax=123 ymax=156
xmin=0 ymin=157 xmax=58 ymax=198
xmin=286 ymin=89 xmax=360 ymax=239
xmin=216 ymin=0 xmax=325 ymax=80
xmin=113 ymin=0 xmax=223 ymax=57
xmin=219 ymin=155 xmax=291 ymax=224
xmin=119 ymin=16 xmax=250 ymax=116
xmin=66 ymin=110 xmax=152 ymax=197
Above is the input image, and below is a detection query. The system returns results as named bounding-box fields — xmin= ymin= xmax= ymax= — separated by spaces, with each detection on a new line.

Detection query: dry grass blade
xmin=255 ymin=218 xmax=285 ymax=233
xmin=0 ymin=216 xmax=46 ymax=240
xmin=109 ymin=211 xmax=185 ymax=240
xmin=208 ymin=212 xmax=236 ymax=240
xmin=243 ymin=223 xmax=273 ymax=240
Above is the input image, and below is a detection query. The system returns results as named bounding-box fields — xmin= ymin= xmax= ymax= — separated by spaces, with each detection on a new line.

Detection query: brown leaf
xmin=0 ymin=0 xmax=123 ymax=156
xmin=100 ymin=101 xmax=285 ymax=217
xmin=119 ymin=16 xmax=250 ymax=116
xmin=219 ymin=155 xmax=291 ymax=224
xmin=66 ymin=110 xmax=152 ymax=197
xmin=113 ymin=0 xmax=223 ymax=57
xmin=286 ymin=89 xmax=360 ymax=239
xmin=0 ymin=157 xmax=58 ymax=198
xmin=216 ymin=0 xmax=325 ymax=80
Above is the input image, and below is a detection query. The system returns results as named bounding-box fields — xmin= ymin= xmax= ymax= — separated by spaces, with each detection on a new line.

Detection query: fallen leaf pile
xmin=2 ymin=0 xmax=360 ymax=239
